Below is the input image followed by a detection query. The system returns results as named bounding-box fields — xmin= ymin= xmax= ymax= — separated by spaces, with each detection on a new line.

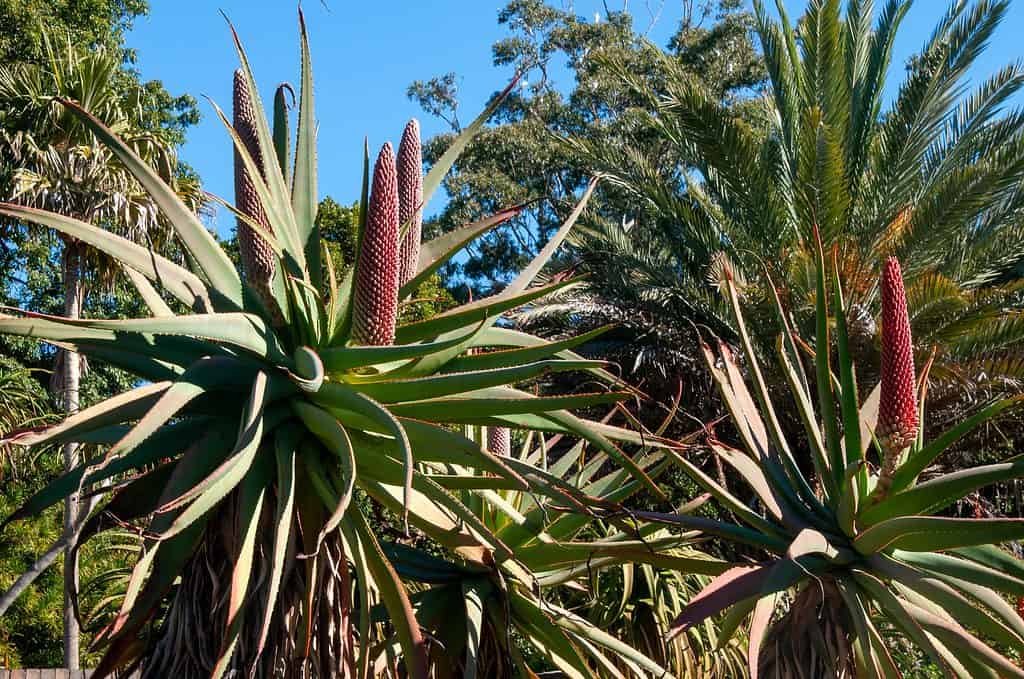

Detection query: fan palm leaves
xmin=562 ymin=0 xmax=1024 ymax=400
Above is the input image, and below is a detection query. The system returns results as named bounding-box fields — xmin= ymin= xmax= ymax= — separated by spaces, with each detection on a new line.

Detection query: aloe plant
xmin=634 ymin=238 xmax=1024 ymax=677
xmin=0 ymin=13 xmax=665 ymax=678
xmin=385 ymin=406 xmax=730 ymax=678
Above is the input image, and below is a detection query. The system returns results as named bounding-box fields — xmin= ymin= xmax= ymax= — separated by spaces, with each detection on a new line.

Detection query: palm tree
xmin=0 ymin=33 xmax=194 ymax=667
xmin=558 ymin=0 xmax=1024 ymax=420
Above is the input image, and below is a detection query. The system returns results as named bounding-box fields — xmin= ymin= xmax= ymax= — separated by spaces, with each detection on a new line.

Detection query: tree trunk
xmin=61 ymin=240 xmax=82 ymax=669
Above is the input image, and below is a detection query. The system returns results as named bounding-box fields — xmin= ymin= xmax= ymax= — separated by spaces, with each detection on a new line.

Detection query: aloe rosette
xmin=0 ymin=15 xmax=665 ymax=679
xmin=386 ymin=404 xmax=731 ymax=678
xmin=633 ymin=240 xmax=1024 ymax=677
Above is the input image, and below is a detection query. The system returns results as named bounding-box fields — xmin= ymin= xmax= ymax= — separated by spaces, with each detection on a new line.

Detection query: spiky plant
xmin=632 ymin=239 xmax=1024 ymax=677
xmin=0 ymin=14 xmax=666 ymax=679
xmin=384 ymin=404 xmax=731 ymax=678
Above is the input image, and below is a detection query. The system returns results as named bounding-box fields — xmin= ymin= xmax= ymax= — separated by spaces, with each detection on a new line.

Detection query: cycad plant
xmin=635 ymin=241 xmax=1024 ymax=677
xmin=561 ymin=0 xmax=1024 ymax=403
xmin=0 ymin=14 xmax=666 ymax=678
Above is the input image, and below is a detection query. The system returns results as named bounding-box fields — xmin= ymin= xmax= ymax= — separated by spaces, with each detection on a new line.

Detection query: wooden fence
xmin=0 ymin=672 xmax=138 ymax=678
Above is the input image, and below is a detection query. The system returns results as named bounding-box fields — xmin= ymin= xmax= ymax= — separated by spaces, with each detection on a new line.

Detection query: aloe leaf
xmin=748 ymin=593 xmax=779 ymax=679
xmin=207 ymin=96 xmax=305 ymax=277
xmin=874 ymin=555 xmax=1024 ymax=650
xmin=0 ymin=203 xmax=214 ymax=312
xmin=897 ymin=550 xmax=1024 ymax=596
xmin=852 ymin=571 xmax=955 ymax=678
xmin=395 ymin=278 xmax=577 ymax=344
xmin=3 ymin=417 xmax=221 ymax=528
xmin=345 ymin=509 xmax=429 ymax=679
xmin=321 ymin=330 xmax=474 ymax=373
xmin=293 ymin=9 xmax=319 ymax=287
xmin=389 ymin=389 xmax=628 ymax=421
xmin=401 ymin=204 xmax=526 ymax=297
xmin=462 ymin=581 xmax=487 ymax=679
xmin=666 ymin=561 xmax=804 ymax=639
xmin=507 ymin=587 xmax=591 ymax=679
xmin=58 ymin=99 xmax=242 ymax=305
xmin=211 ymin=460 xmax=268 ymax=679
xmin=471 ymin=326 xmax=627 ymax=387
xmin=253 ymin=428 xmax=298 ymax=664
xmin=550 ymin=601 xmax=673 ymax=678
xmin=158 ymin=371 xmax=270 ymax=539
xmin=308 ymin=383 xmax=414 ymax=531
xmin=635 ymin=511 xmax=789 ymax=552
xmin=224 ymin=18 xmax=307 ymax=277
xmin=441 ymin=325 xmax=615 ymax=373
xmin=812 ymin=232 xmax=843 ymax=490
xmin=1 ymin=381 xmax=168 ymax=450
xmin=421 ymin=75 xmax=519 ymax=208
xmin=855 ymin=516 xmax=1024 ymax=554
xmin=892 ymin=396 xmax=1024 ymax=491
xmin=0 ymin=311 xmax=228 ymax=370
xmin=272 ymin=83 xmax=292 ymax=184
xmin=292 ymin=402 xmax=357 ymax=550
xmin=120 ymin=265 xmax=174 ymax=317
xmin=861 ymin=458 xmax=1024 ymax=526
xmin=350 ymin=360 xmax=604 ymax=403
xmin=830 ymin=252 xmax=865 ymax=491
xmin=31 ymin=312 xmax=287 ymax=364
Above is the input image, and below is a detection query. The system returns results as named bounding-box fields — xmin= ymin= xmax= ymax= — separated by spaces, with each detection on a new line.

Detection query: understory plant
xmin=388 ymin=407 xmax=737 ymax=678
xmin=635 ymin=240 xmax=1024 ymax=677
xmin=0 ymin=14 xmax=675 ymax=678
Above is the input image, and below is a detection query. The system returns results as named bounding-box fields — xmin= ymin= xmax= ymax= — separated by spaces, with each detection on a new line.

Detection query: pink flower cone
xmin=397 ymin=119 xmax=423 ymax=287
xmin=351 ymin=143 xmax=400 ymax=346
xmin=488 ymin=427 xmax=511 ymax=457
xmin=233 ymin=70 xmax=276 ymax=287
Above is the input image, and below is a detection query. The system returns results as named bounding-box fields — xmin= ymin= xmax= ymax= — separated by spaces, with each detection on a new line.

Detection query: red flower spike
xmin=397 ymin=119 xmax=423 ymax=287
xmin=873 ymin=257 xmax=918 ymax=500
xmin=488 ymin=427 xmax=511 ymax=457
xmin=351 ymin=143 xmax=400 ymax=346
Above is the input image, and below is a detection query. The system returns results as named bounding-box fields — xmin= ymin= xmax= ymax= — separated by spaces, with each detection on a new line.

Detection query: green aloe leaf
xmin=0 ymin=203 xmax=213 ymax=311
xmin=856 ymin=516 xmax=1024 ymax=554
xmin=345 ymin=509 xmax=429 ymax=679
xmin=402 ymin=204 xmax=526 ymax=297
xmin=861 ymin=458 xmax=1024 ymax=525
xmin=421 ymin=76 xmax=519 ymax=208
xmin=293 ymin=8 xmax=320 ymax=287
xmin=59 ymin=99 xmax=242 ymax=306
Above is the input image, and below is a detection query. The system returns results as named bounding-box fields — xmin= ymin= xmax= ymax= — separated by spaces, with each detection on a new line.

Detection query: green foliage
xmin=557 ymin=0 xmax=1024 ymax=412
xmin=640 ymin=247 xmax=1024 ymax=676
xmin=410 ymin=0 xmax=764 ymax=296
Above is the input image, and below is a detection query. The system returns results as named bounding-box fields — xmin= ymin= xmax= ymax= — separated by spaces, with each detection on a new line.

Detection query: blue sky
xmin=126 ymin=1 xmax=1024 ymax=239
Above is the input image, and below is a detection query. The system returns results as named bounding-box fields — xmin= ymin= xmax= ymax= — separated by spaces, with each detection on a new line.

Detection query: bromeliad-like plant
xmin=0 ymin=13 xmax=666 ymax=678
xmin=635 ymin=240 xmax=1024 ymax=678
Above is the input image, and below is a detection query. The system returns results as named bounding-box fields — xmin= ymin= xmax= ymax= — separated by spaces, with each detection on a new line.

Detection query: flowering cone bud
xmin=872 ymin=257 xmax=918 ymax=500
xmin=351 ymin=143 xmax=400 ymax=346
xmin=487 ymin=426 xmax=511 ymax=457
xmin=233 ymin=70 xmax=282 ymax=324
xmin=397 ymin=119 xmax=423 ymax=287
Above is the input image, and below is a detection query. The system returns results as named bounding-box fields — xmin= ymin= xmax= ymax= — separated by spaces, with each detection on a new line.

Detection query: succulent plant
xmin=633 ymin=237 xmax=1024 ymax=677
xmin=384 ymin=405 xmax=729 ymax=678
xmin=0 ymin=14 xmax=666 ymax=678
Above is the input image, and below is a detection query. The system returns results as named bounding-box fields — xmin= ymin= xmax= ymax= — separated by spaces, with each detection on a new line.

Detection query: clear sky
xmin=125 ymin=1 xmax=1024 ymax=239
